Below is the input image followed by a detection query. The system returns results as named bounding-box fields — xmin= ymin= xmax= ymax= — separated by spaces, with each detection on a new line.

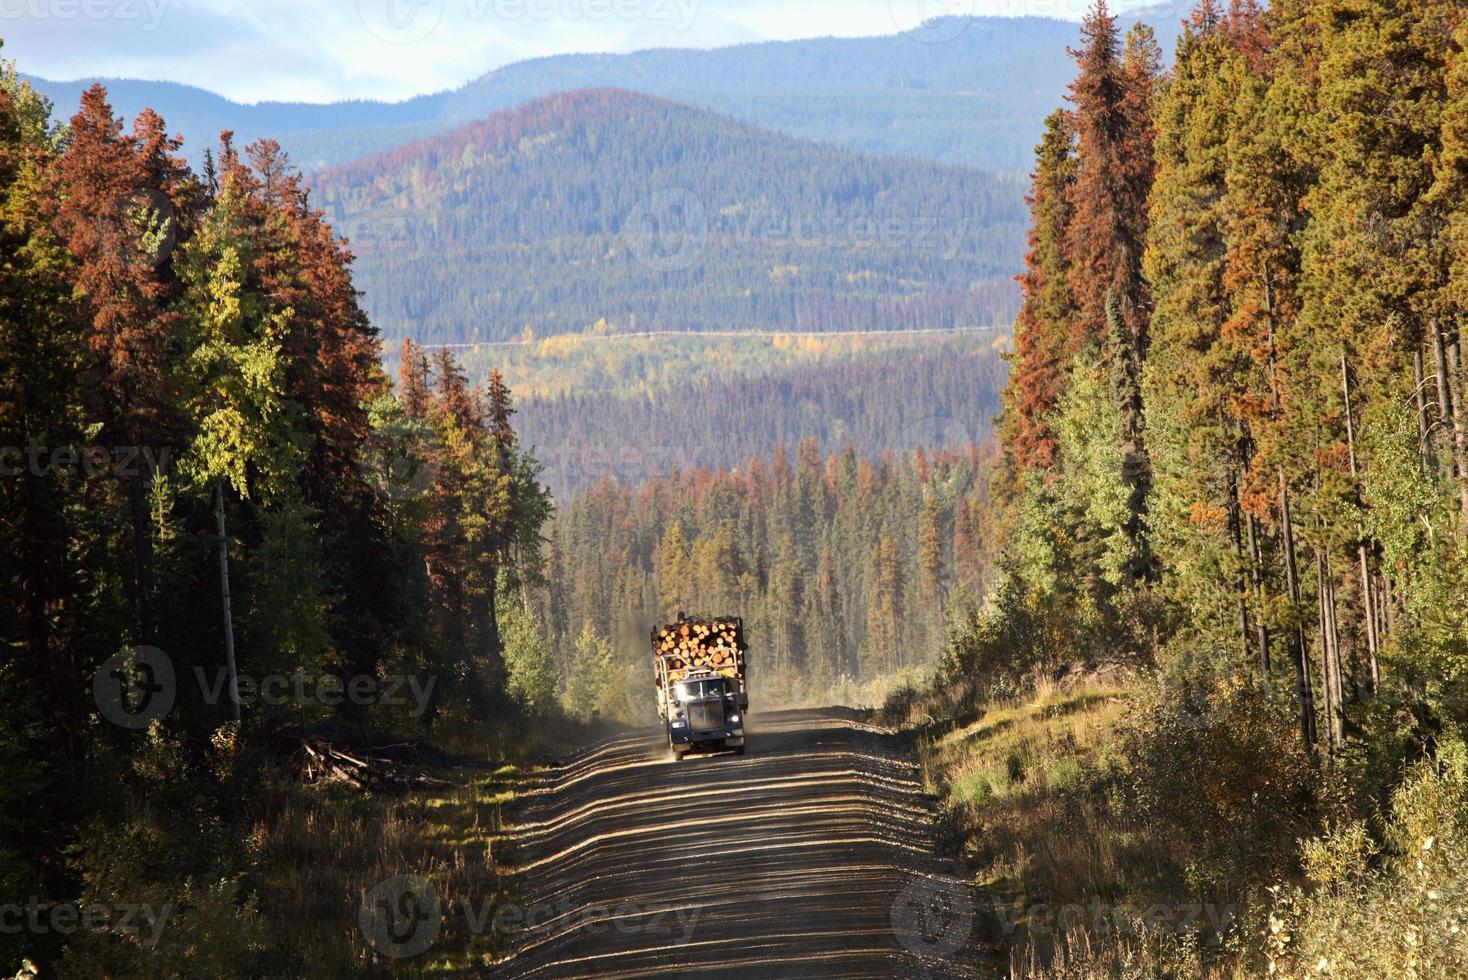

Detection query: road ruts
xmin=495 ymin=708 xmax=981 ymax=979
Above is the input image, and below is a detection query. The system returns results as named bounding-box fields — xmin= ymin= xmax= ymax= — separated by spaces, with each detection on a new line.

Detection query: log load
xmin=652 ymin=616 xmax=746 ymax=683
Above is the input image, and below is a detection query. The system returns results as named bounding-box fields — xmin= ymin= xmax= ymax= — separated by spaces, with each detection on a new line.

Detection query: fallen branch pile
xmin=267 ymin=721 xmax=470 ymax=793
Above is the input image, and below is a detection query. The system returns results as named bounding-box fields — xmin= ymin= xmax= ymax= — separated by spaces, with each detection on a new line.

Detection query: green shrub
xmin=1121 ymin=676 xmax=1320 ymax=897
xmin=1269 ymin=738 xmax=1468 ymax=978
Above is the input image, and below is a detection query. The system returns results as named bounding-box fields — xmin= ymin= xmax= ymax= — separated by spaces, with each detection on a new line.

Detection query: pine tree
xmin=1064 ymin=3 xmax=1160 ymax=575
xmin=1142 ymin=12 xmax=1257 ymax=660
xmin=1217 ymin=0 xmax=1321 ymax=747
xmin=656 ymin=520 xmax=693 ymax=615
xmin=398 ymin=337 xmax=431 ymax=417
xmin=563 ymin=621 xmax=615 ymax=720
xmin=1005 ymin=109 xmax=1077 ymax=472
xmin=53 ymin=85 xmax=192 ymax=643
xmin=0 ymin=54 xmax=101 ymax=764
xmin=500 ymin=582 xmax=558 ymax=716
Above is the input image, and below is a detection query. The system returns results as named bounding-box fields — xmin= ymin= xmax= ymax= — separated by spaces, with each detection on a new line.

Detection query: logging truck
xmin=653 ymin=614 xmax=748 ymax=759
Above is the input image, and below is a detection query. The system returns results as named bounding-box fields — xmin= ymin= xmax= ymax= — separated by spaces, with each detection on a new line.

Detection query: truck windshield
xmin=674 ymin=679 xmax=725 ymax=700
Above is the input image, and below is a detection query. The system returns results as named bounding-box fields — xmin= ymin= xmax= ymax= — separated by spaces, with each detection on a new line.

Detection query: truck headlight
xmin=728 ymin=714 xmax=740 ymax=724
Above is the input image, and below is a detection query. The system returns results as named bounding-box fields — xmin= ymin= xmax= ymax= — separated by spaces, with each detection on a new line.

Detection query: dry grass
xmin=899 ymin=673 xmax=1251 ymax=978
xmin=248 ymin=717 xmax=609 ymax=975
xmin=252 ymin=763 xmax=534 ymax=975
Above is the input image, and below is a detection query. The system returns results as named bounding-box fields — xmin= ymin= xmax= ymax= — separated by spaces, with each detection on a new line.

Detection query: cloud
xmin=2 ymin=0 xmax=1118 ymax=104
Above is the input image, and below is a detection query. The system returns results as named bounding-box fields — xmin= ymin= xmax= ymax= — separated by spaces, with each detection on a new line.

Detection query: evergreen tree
xmin=1143 ymin=12 xmax=1258 ymax=661
xmin=1064 ymin=2 xmax=1160 ymax=576
xmin=1005 ymin=109 xmax=1077 ymax=472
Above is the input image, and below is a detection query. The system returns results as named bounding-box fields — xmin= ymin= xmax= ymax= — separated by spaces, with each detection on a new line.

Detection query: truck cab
xmin=653 ymin=615 xmax=750 ymax=760
xmin=664 ymin=670 xmax=746 ymax=758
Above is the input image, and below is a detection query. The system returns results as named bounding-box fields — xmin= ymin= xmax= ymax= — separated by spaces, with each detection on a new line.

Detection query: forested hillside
xmin=538 ymin=441 xmax=999 ymax=714
xmin=307 ymin=89 xmax=1026 ymax=345
xmin=514 ymin=334 xmax=1008 ymax=494
xmin=24 ymin=14 xmax=1181 ymax=173
xmin=907 ymin=1 xmax=1468 ymax=974
xmin=458 ymin=327 xmax=1003 ymax=401
xmin=0 ymin=64 xmax=555 ymax=972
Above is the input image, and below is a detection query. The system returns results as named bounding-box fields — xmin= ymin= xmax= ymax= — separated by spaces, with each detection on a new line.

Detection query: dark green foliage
xmin=0 ymin=64 xmax=551 ymax=974
xmin=960 ymin=0 xmax=1468 ymax=971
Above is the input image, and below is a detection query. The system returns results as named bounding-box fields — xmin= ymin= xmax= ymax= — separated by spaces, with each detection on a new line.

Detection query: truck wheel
xmin=671 ymin=746 xmax=687 ymax=762
xmin=734 ymin=745 xmax=746 ymax=756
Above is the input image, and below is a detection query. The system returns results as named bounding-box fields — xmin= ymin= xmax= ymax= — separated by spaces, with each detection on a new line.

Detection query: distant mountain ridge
xmin=304 ymin=88 xmax=1028 ymax=345
xmin=25 ymin=14 xmax=1181 ymax=173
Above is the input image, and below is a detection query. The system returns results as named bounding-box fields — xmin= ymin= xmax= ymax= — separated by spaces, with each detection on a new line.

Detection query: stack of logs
xmin=654 ymin=617 xmax=745 ymax=677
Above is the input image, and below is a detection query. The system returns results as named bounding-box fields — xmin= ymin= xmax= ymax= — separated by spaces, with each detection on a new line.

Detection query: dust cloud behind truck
xmin=652 ymin=615 xmax=749 ymax=759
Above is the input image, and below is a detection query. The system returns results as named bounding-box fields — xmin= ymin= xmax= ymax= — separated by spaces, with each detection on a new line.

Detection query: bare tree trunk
xmin=1340 ymin=355 xmax=1379 ymax=693
xmin=1431 ymin=316 xmax=1466 ymax=511
xmin=1263 ymin=276 xmax=1315 ymax=751
xmin=1415 ymin=346 xmax=1431 ymax=467
xmin=1280 ymin=474 xmax=1316 ymax=750
xmin=1229 ymin=467 xmax=1252 ymax=666
xmin=1245 ymin=508 xmax=1270 ymax=672
xmin=1315 ymin=557 xmax=1337 ymax=754
xmin=1448 ymin=325 xmax=1468 ymax=523
xmin=215 ymin=481 xmax=241 ymax=723
xmin=1324 ymin=555 xmax=1345 ymax=748
xmin=128 ymin=473 xmax=154 ymax=642
xmin=1383 ymin=573 xmax=1397 ymax=636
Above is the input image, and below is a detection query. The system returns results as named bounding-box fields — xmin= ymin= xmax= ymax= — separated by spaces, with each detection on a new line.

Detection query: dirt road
xmin=496 ymin=708 xmax=980 ymax=978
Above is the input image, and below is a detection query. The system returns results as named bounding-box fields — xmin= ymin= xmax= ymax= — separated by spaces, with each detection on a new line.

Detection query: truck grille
xmin=689 ymin=702 xmax=724 ymax=733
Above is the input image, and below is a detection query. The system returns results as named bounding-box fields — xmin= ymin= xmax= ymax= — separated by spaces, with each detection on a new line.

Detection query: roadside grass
xmin=891 ymin=674 xmax=1254 ymax=978
xmin=248 ymin=764 xmax=524 ymax=975
xmin=250 ymin=718 xmax=619 ymax=976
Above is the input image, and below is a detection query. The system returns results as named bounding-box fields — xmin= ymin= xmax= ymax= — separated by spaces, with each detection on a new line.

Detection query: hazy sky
xmin=0 ymin=0 xmax=1129 ymax=103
